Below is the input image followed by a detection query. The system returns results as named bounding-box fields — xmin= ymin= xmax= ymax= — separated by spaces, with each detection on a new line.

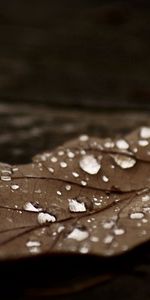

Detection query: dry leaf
xmin=0 ymin=127 xmax=150 ymax=260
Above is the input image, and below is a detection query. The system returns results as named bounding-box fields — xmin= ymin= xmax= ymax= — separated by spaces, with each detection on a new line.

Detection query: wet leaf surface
xmin=0 ymin=127 xmax=150 ymax=260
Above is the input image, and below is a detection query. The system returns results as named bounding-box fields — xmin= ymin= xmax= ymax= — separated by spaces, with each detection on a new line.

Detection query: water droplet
xmin=104 ymin=140 xmax=114 ymax=148
xmin=112 ymin=154 xmax=136 ymax=169
xmin=133 ymin=147 xmax=138 ymax=153
xmin=57 ymin=225 xmax=65 ymax=233
xmin=94 ymin=202 xmax=101 ymax=206
xmin=51 ymin=156 xmax=58 ymax=163
xmin=23 ymin=202 xmax=42 ymax=212
xmin=79 ymin=135 xmax=89 ymax=142
xmin=11 ymin=184 xmax=19 ymax=190
xmin=80 ymin=149 xmax=86 ymax=155
xmin=102 ymin=175 xmax=109 ymax=182
xmin=142 ymin=218 xmax=148 ymax=223
xmin=52 ymin=232 xmax=57 ymax=236
xmin=58 ymin=150 xmax=64 ymax=156
xmin=116 ymin=139 xmax=129 ymax=150
xmin=113 ymin=228 xmax=125 ymax=235
xmin=1 ymin=175 xmax=11 ymax=181
xmin=138 ymin=140 xmax=149 ymax=147
xmin=143 ymin=207 xmax=150 ymax=213
xmin=65 ymin=184 xmax=71 ymax=191
xmin=57 ymin=191 xmax=62 ymax=196
xmin=60 ymin=162 xmax=67 ymax=168
xmin=142 ymin=195 xmax=150 ymax=202
xmin=68 ymin=199 xmax=86 ymax=212
xmin=111 ymin=165 xmax=115 ymax=169
xmin=81 ymin=180 xmax=87 ymax=186
xmin=35 ymin=189 xmax=41 ymax=194
xmin=141 ymin=230 xmax=147 ymax=235
xmin=130 ymin=212 xmax=144 ymax=220
xmin=12 ymin=167 xmax=18 ymax=172
xmin=37 ymin=212 xmax=56 ymax=224
xmin=102 ymin=220 xmax=114 ymax=229
xmin=103 ymin=235 xmax=114 ymax=244
xmin=26 ymin=240 xmax=41 ymax=247
xmin=48 ymin=167 xmax=54 ymax=173
xmin=79 ymin=155 xmax=101 ymax=175
xmin=140 ymin=127 xmax=150 ymax=139
xmin=67 ymin=228 xmax=89 ymax=241
xmin=67 ymin=151 xmax=75 ymax=158
xmin=72 ymin=172 xmax=79 ymax=178
xmin=26 ymin=240 xmax=41 ymax=254
xmin=122 ymin=245 xmax=128 ymax=251
xmin=79 ymin=246 xmax=89 ymax=254
xmin=90 ymin=236 xmax=99 ymax=242
xmin=1 ymin=169 xmax=12 ymax=175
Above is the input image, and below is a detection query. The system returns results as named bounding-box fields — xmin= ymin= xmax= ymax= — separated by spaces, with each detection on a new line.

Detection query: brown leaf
xmin=0 ymin=127 xmax=150 ymax=260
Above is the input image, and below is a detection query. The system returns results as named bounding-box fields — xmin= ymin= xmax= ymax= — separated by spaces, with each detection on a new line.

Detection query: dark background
xmin=0 ymin=1 xmax=150 ymax=300
xmin=0 ymin=0 xmax=150 ymax=109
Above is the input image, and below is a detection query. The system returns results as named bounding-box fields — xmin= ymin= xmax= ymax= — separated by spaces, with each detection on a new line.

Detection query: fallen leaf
xmin=0 ymin=127 xmax=150 ymax=260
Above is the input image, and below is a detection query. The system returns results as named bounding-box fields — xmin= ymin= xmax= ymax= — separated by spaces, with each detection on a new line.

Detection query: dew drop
xmin=116 ymin=139 xmax=129 ymax=150
xmin=67 ymin=151 xmax=75 ymax=158
xmin=72 ymin=172 xmax=79 ymax=178
xmin=48 ymin=167 xmax=54 ymax=173
xmin=68 ymin=199 xmax=86 ymax=212
xmin=130 ymin=212 xmax=144 ymax=220
xmin=79 ymin=135 xmax=89 ymax=142
xmin=23 ymin=202 xmax=42 ymax=212
xmin=90 ymin=236 xmax=99 ymax=242
xmin=11 ymin=184 xmax=19 ymax=190
xmin=57 ymin=191 xmax=62 ymax=196
xmin=12 ymin=167 xmax=18 ymax=172
xmin=142 ymin=218 xmax=148 ymax=223
xmin=103 ymin=235 xmax=114 ymax=244
xmin=60 ymin=162 xmax=67 ymax=168
xmin=143 ymin=207 xmax=150 ymax=213
xmin=1 ymin=175 xmax=11 ymax=181
xmin=104 ymin=140 xmax=114 ymax=148
xmin=37 ymin=212 xmax=56 ymax=224
xmin=102 ymin=220 xmax=114 ymax=229
xmin=1 ymin=169 xmax=12 ymax=175
xmin=102 ymin=175 xmax=109 ymax=182
xmin=67 ymin=228 xmax=89 ymax=241
xmin=142 ymin=195 xmax=150 ymax=202
xmin=81 ymin=180 xmax=87 ymax=186
xmin=58 ymin=225 xmax=65 ymax=233
xmin=79 ymin=246 xmax=89 ymax=254
xmin=26 ymin=240 xmax=41 ymax=254
xmin=112 ymin=154 xmax=136 ymax=169
xmin=65 ymin=184 xmax=71 ymax=191
xmin=51 ymin=156 xmax=58 ymax=163
xmin=113 ymin=228 xmax=125 ymax=235
xmin=140 ymin=127 xmax=150 ymax=139
xmin=80 ymin=149 xmax=86 ymax=155
xmin=133 ymin=147 xmax=138 ymax=153
xmin=26 ymin=240 xmax=41 ymax=247
xmin=138 ymin=140 xmax=149 ymax=147
xmin=79 ymin=155 xmax=101 ymax=175
xmin=141 ymin=230 xmax=147 ymax=235
xmin=58 ymin=150 xmax=64 ymax=156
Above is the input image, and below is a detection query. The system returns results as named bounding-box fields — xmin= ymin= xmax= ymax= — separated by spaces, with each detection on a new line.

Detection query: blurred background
xmin=0 ymin=2 xmax=150 ymax=299
xmin=0 ymin=0 xmax=150 ymax=109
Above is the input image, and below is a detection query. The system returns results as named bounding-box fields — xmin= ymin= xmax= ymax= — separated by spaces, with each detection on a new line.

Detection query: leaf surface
xmin=0 ymin=127 xmax=150 ymax=260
